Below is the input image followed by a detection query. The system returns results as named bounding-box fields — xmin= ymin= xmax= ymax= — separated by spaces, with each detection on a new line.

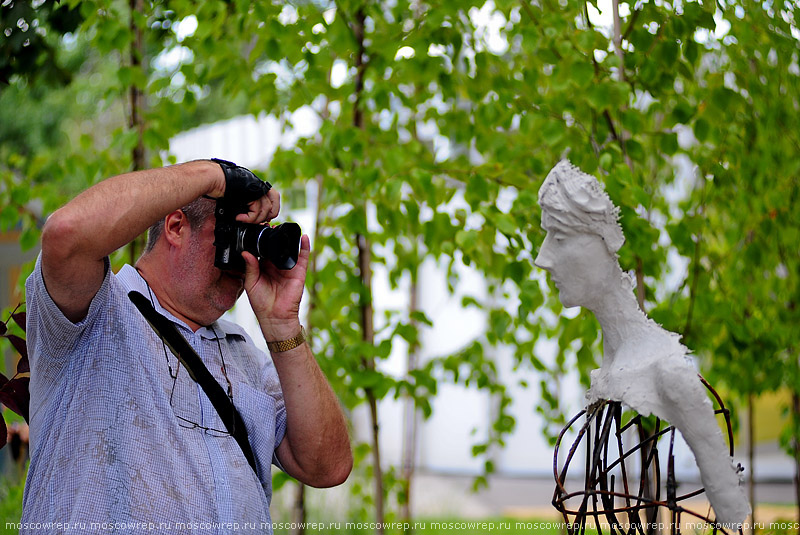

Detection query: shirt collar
xmin=117 ymin=264 xmax=247 ymax=340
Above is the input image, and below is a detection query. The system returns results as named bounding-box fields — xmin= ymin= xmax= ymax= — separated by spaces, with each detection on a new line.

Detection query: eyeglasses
xmin=164 ymin=333 xmax=235 ymax=437
xmin=142 ymin=283 xmax=236 ymax=438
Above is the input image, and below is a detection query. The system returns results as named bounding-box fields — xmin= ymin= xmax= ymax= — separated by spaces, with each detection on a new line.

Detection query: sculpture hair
xmin=538 ymin=160 xmax=625 ymax=255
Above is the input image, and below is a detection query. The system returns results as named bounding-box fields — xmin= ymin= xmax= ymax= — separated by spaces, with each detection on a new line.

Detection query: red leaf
xmin=16 ymin=354 xmax=30 ymax=374
xmin=0 ymin=417 xmax=6 ymax=450
xmin=0 ymin=377 xmax=30 ymax=422
xmin=0 ymin=322 xmax=6 ymax=336
xmin=11 ymin=312 xmax=26 ymax=333
xmin=6 ymin=334 xmax=27 ymax=360
xmin=0 ymin=373 xmax=7 ymax=388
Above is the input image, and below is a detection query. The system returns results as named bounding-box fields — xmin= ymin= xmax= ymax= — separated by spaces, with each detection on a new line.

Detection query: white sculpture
xmin=534 ymin=160 xmax=750 ymax=527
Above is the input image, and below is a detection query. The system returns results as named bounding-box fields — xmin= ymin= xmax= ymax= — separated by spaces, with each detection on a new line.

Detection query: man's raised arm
xmin=41 ymin=160 xmax=276 ymax=323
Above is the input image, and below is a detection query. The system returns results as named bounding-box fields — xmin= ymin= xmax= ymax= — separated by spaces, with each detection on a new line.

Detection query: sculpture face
xmin=534 ymin=220 xmax=614 ymax=309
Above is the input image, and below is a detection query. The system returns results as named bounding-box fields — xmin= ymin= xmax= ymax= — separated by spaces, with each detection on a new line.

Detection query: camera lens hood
xmin=255 ymin=222 xmax=301 ymax=270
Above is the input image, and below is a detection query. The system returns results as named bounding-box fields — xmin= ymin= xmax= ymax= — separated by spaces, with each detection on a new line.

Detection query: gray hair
xmin=144 ymin=197 xmax=215 ymax=253
xmin=538 ymin=160 xmax=625 ymax=255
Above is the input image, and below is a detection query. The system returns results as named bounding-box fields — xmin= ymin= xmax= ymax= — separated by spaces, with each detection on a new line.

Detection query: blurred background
xmin=1 ymin=0 xmax=798 ymax=532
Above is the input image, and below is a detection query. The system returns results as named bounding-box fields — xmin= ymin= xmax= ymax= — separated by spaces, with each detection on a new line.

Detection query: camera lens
xmin=234 ymin=222 xmax=301 ymax=270
xmin=257 ymin=223 xmax=301 ymax=270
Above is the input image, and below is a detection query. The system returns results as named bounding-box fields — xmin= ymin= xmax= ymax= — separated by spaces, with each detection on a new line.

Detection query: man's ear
xmin=163 ymin=210 xmax=189 ymax=247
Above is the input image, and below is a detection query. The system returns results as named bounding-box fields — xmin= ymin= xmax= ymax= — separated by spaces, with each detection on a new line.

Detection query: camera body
xmin=213 ymin=200 xmax=301 ymax=272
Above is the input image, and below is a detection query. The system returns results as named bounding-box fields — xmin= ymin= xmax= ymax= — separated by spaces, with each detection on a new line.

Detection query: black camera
xmin=213 ymin=201 xmax=301 ymax=272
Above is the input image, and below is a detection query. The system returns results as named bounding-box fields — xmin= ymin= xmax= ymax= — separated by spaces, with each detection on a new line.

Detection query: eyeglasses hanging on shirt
xmin=166 ymin=329 xmax=235 ymax=437
xmin=128 ymin=288 xmax=257 ymax=473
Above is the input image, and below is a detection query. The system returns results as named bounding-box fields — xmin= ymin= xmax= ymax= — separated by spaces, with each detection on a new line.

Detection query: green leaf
xmin=599 ymin=152 xmax=613 ymax=170
xmin=684 ymin=39 xmax=699 ymax=64
xmin=694 ymin=118 xmax=710 ymax=142
xmin=455 ymin=230 xmax=478 ymax=251
xmin=586 ymin=83 xmax=610 ymax=111
xmin=625 ymin=139 xmax=644 ymax=162
xmin=494 ymin=213 xmax=516 ymax=236
xmin=657 ymin=41 xmax=680 ymax=66
xmin=670 ymin=99 xmax=695 ymax=124
xmin=20 ymin=227 xmax=39 ymax=251
xmin=410 ymin=310 xmax=433 ymax=327
xmin=541 ymin=120 xmax=566 ymax=147
xmin=660 ymin=132 xmax=679 ymax=155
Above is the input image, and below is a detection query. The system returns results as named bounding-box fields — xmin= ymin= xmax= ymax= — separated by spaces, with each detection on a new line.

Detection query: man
xmin=23 ymin=159 xmax=352 ymax=530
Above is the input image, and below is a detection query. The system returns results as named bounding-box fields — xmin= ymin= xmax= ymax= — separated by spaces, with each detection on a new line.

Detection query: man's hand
xmin=241 ymin=234 xmax=310 ymax=340
xmin=235 ymin=192 xmax=280 ymax=225
xmin=213 ymin=158 xmax=280 ymax=224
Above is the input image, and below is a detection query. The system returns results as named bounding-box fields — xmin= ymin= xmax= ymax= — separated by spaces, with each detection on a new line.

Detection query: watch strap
xmin=267 ymin=326 xmax=307 ymax=353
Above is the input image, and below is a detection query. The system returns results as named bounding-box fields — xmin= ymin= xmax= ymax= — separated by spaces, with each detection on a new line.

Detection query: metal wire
xmin=553 ymin=375 xmax=745 ymax=535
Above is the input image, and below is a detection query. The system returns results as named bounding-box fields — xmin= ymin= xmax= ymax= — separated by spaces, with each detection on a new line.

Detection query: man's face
xmin=173 ymin=214 xmax=245 ymax=325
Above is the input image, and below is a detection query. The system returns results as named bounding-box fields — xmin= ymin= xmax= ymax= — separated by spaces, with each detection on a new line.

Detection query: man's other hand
xmin=212 ymin=158 xmax=280 ymax=223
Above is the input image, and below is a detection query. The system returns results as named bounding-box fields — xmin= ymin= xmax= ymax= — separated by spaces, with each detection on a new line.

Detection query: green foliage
xmin=675 ymin=4 xmax=800 ymax=466
xmin=0 ymin=471 xmax=25 ymax=528
xmin=0 ymin=0 xmax=83 ymax=85
xmin=3 ymin=0 xmax=800 ymax=524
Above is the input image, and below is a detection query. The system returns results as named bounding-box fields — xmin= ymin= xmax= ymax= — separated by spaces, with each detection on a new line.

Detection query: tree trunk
xmin=350 ymin=9 xmax=383 ymax=533
xmin=611 ymin=0 xmax=634 ymax=174
xmin=129 ymin=0 xmax=145 ymax=172
xmin=290 ymin=484 xmax=306 ymax=535
xmin=289 ymin=134 xmax=333 ymax=535
xmin=358 ymin=232 xmax=384 ymax=535
xmin=793 ymin=392 xmax=800 ymax=535
xmin=400 ymin=279 xmax=420 ymax=533
xmin=748 ymin=393 xmax=756 ymax=533
xmin=127 ymin=0 xmax=146 ymax=264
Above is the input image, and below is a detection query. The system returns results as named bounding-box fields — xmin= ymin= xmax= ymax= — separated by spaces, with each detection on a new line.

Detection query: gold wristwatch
xmin=267 ymin=326 xmax=307 ymax=353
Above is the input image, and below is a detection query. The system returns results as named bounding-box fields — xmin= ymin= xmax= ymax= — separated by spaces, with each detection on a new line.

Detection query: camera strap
xmin=127 ymin=290 xmax=258 ymax=475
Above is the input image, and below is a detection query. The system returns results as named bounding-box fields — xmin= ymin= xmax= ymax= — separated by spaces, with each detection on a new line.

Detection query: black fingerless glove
xmin=211 ymin=158 xmax=272 ymax=212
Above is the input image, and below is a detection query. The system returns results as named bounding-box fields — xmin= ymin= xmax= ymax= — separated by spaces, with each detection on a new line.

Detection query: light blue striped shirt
xmin=22 ymin=258 xmax=286 ymax=533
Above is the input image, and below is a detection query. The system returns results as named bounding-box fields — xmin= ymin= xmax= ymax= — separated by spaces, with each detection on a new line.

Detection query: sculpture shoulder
xmin=615 ymin=326 xmax=688 ymax=364
xmin=587 ymin=330 xmax=695 ymax=414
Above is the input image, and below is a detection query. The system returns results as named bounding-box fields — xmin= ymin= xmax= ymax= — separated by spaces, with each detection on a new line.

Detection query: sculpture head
xmin=534 ymin=160 xmax=625 ymax=308
xmin=537 ymin=160 xmax=624 ymax=254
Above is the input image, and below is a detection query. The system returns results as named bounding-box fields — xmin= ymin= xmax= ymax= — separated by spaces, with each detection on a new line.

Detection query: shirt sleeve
xmin=25 ymin=254 xmax=112 ymax=371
